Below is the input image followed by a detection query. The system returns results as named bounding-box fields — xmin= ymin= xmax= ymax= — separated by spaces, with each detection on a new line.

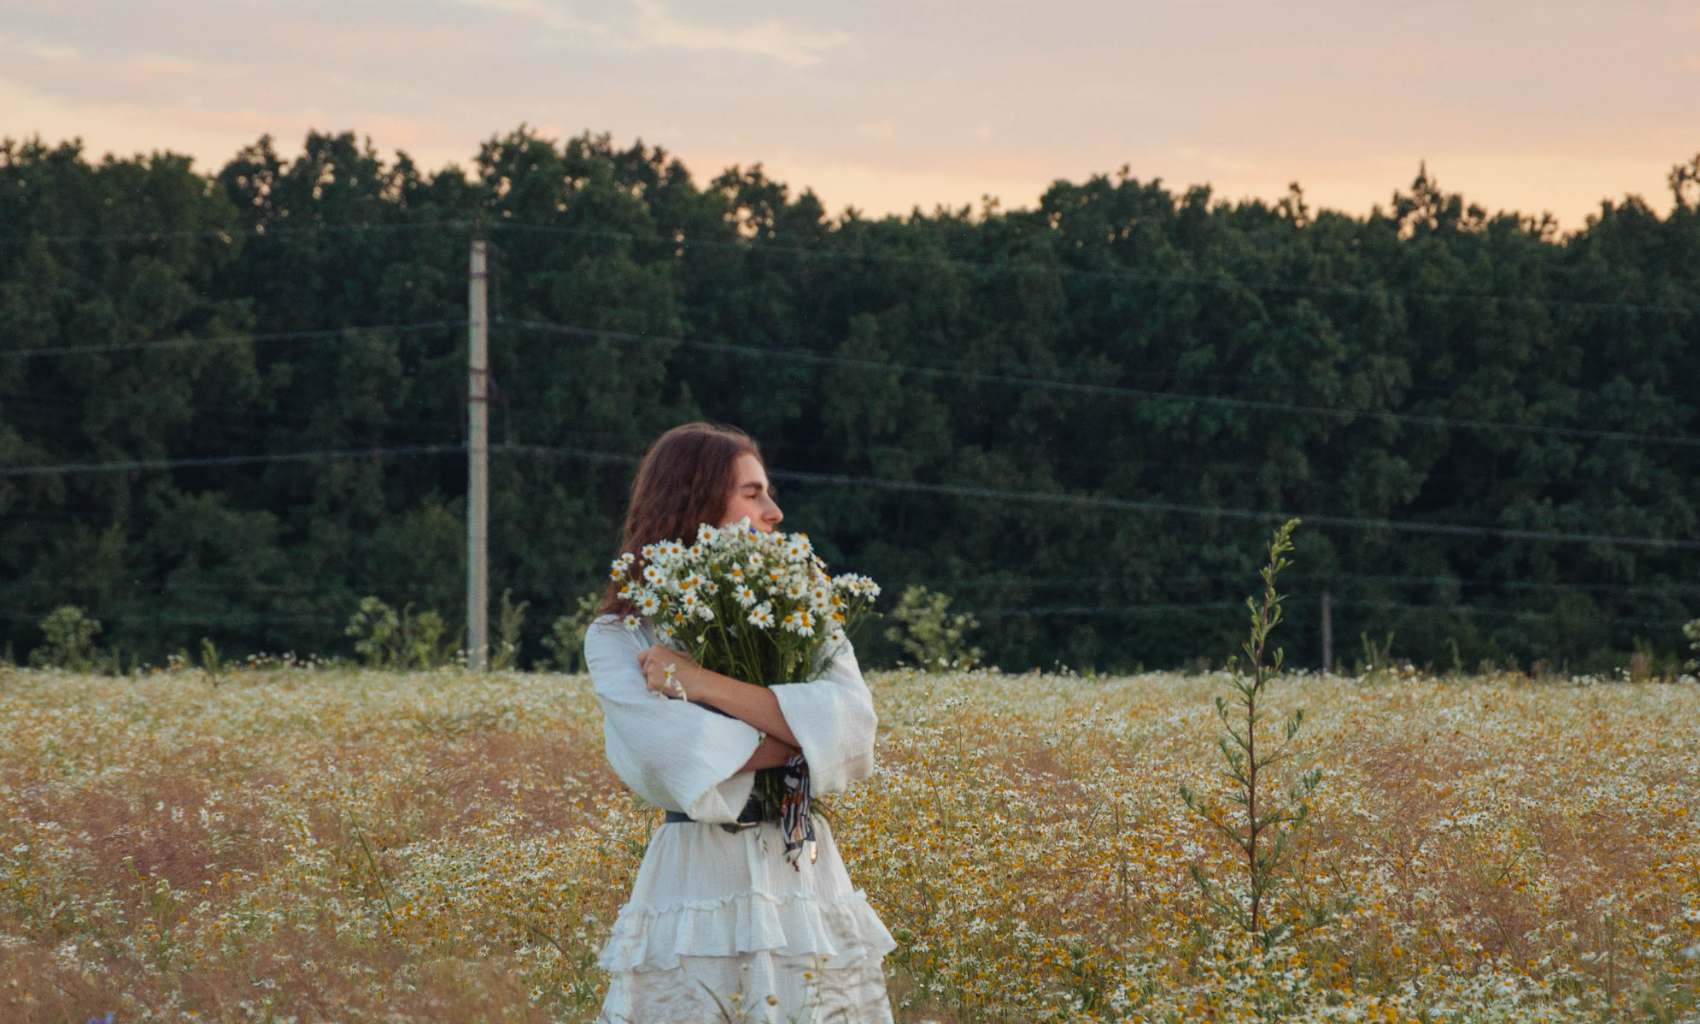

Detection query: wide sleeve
xmin=768 ymin=638 xmax=877 ymax=797
xmin=585 ymin=619 xmax=763 ymax=823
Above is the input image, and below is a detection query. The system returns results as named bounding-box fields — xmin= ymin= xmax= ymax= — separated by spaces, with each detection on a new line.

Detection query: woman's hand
xmin=638 ymin=645 xmax=698 ymax=699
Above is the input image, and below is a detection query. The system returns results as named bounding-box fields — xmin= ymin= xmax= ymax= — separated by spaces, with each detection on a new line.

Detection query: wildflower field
xmin=1 ymin=665 xmax=1696 ymax=1023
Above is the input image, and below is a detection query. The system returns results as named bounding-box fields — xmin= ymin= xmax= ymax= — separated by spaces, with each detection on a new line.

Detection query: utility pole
xmin=1320 ymin=589 xmax=1333 ymax=675
xmin=466 ymin=223 xmax=489 ymax=670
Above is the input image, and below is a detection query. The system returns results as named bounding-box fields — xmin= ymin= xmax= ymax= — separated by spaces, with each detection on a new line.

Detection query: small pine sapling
xmin=491 ymin=590 xmax=529 ymax=671
xmin=1179 ymin=519 xmax=1322 ymax=949
xmin=29 ymin=606 xmax=102 ymax=672
xmin=200 ymin=637 xmax=224 ymax=688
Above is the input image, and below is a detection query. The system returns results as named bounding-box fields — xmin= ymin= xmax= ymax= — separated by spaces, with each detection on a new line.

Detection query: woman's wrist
xmin=680 ymin=663 xmax=717 ymax=703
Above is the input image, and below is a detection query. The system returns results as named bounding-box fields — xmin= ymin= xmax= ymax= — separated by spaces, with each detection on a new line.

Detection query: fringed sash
xmin=661 ymin=755 xmax=816 ymax=871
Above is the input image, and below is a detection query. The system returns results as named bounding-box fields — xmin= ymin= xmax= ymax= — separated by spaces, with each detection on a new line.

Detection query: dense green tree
xmin=1 ymin=131 xmax=1695 ymax=672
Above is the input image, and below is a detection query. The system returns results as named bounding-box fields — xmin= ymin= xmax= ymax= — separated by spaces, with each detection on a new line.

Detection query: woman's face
xmin=722 ymin=453 xmax=783 ymax=533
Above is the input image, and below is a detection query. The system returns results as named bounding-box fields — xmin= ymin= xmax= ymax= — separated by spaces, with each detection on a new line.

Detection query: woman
xmin=585 ymin=422 xmax=896 ymax=1024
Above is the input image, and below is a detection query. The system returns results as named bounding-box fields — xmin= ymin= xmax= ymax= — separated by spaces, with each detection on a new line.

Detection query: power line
xmin=488 ymin=442 xmax=637 ymax=466
xmin=0 ymin=220 xmax=471 ymax=247
xmin=0 ymin=610 xmax=339 ymax=626
xmin=774 ymin=468 xmax=1700 ymax=550
xmin=0 ymin=320 xmax=465 ymax=361
xmin=498 ymin=318 xmax=1700 ymax=448
xmin=1 ymin=561 xmax=1693 ymax=603
xmin=12 ymin=440 xmax=1697 ymax=551
xmin=495 ymin=443 xmax=1700 ymax=550
xmin=9 ymin=315 xmax=1690 ymax=454
xmin=473 ymin=427 xmax=1663 ymax=490
xmin=0 ymin=443 xmax=465 ymax=478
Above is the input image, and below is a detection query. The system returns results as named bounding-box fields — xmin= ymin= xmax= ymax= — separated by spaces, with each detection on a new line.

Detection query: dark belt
xmin=665 ymin=795 xmax=765 ymax=826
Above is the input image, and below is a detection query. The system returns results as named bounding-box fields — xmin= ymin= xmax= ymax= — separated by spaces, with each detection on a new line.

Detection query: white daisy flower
xmin=747 ymin=602 xmax=775 ymax=629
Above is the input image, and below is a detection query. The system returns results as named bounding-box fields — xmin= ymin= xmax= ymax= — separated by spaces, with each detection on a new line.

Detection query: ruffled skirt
xmin=599 ymin=815 xmax=896 ymax=1024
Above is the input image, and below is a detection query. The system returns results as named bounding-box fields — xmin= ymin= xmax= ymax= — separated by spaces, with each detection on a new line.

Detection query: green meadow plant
xmin=406 ymin=609 xmax=457 ymax=670
xmin=1358 ymin=630 xmax=1396 ymax=681
xmin=1180 ymin=519 xmax=1322 ymax=950
xmin=346 ymin=598 xmax=459 ymax=670
xmin=886 ymin=585 xmax=982 ymax=672
xmin=347 ymin=597 xmax=403 ymax=669
xmin=490 ymin=590 xmax=529 ymax=671
xmin=199 ymin=638 xmax=225 ymax=688
xmin=1684 ymin=618 xmax=1699 ymax=672
xmin=28 ymin=606 xmax=102 ymax=672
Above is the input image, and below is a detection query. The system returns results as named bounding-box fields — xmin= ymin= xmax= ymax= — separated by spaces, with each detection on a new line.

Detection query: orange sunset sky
xmin=3 ymin=0 xmax=1696 ymax=228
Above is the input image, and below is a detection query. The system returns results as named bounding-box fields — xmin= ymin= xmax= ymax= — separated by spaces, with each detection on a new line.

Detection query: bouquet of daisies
xmin=609 ymin=521 xmax=880 ymax=687
xmin=607 ymin=521 xmax=879 ymax=860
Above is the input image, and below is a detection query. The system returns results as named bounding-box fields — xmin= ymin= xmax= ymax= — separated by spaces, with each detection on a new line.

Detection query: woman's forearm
xmin=685 ymin=667 xmax=800 ymax=747
xmin=738 ymin=734 xmax=801 ymax=772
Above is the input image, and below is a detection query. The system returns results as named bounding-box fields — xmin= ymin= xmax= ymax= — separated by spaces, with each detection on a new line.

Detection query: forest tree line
xmin=2 ymin=128 xmax=1698 ymax=673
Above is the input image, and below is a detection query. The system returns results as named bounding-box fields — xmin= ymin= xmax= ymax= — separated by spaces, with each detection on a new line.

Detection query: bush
xmin=345 ymin=598 xmax=458 ymax=670
xmin=29 ymin=606 xmax=102 ymax=671
xmin=408 ymin=610 xmax=458 ymax=670
xmin=1685 ymin=619 xmax=1700 ymax=673
xmin=347 ymin=597 xmax=403 ymax=669
xmin=885 ymin=585 xmax=982 ymax=672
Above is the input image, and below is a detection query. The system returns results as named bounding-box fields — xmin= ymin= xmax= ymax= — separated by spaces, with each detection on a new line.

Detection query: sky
xmin=2 ymin=0 xmax=1696 ymax=230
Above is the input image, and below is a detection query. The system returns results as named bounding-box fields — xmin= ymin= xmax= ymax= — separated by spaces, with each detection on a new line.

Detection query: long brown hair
xmin=599 ymin=423 xmax=763 ymax=617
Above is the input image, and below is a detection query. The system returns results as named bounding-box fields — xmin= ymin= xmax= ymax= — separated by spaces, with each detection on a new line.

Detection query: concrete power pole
xmin=466 ymin=225 xmax=489 ymax=670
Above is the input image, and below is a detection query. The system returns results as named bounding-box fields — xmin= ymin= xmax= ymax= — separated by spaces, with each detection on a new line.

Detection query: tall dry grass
xmin=0 ymin=665 xmax=1695 ymax=1022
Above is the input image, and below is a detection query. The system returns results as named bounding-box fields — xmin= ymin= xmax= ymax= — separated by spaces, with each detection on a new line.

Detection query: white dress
xmin=585 ymin=616 xmax=897 ymax=1024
